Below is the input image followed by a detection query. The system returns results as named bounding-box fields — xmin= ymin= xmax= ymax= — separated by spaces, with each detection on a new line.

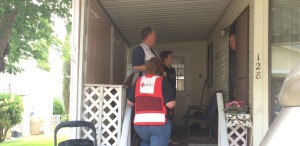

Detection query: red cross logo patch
xmin=141 ymin=82 xmax=145 ymax=88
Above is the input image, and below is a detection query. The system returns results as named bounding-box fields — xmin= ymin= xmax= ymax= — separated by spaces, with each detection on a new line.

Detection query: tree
xmin=62 ymin=34 xmax=70 ymax=115
xmin=0 ymin=93 xmax=23 ymax=142
xmin=0 ymin=0 xmax=71 ymax=74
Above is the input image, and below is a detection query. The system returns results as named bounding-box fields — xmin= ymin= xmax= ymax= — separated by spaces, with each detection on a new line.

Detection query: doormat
xmin=188 ymin=144 xmax=217 ymax=146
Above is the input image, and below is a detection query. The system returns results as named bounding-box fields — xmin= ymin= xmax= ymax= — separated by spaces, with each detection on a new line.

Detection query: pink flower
xmin=224 ymin=100 xmax=247 ymax=113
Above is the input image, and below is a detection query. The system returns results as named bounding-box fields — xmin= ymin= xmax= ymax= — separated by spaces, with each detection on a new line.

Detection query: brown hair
xmin=146 ymin=57 xmax=164 ymax=75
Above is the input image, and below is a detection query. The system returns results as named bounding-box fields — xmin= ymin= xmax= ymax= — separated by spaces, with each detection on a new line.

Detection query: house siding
xmin=113 ymin=30 xmax=127 ymax=84
xmin=85 ymin=0 xmax=112 ymax=84
xmin=85 ymin=0 xmax=127 ymax=84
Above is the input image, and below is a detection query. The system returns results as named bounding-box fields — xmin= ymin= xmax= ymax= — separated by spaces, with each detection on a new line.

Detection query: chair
xmin=184 ymin=92 xmax=218 ymax=140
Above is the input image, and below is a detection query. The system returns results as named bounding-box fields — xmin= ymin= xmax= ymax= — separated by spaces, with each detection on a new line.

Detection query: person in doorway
xmin=229 ymin=34 xmax=236 ymax=51
xmin=160 ymin=50 xmax=178 ymax=144
xmin=127 ymin=57 xmax=176 ymax=146
xmin=229 ymin=34 xmax=237 ymax=98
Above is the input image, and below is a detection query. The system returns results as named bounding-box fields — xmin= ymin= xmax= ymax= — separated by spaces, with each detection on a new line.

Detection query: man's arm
xmin=162 ymin=78 xmax=176 ymax=109
xmin=166 ymin=101 xmax=176 ymax=109
xmin=132 ymin=46 xmax=145 ymax=71
xmin=127 ymin=100 xmax=134 ymax=106
xmin=127 ymin=82 xmax=136 ymax=106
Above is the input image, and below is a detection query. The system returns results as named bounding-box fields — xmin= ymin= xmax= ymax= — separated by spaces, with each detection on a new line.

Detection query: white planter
xmin=226 ymin=114 xmax=252 ymax=146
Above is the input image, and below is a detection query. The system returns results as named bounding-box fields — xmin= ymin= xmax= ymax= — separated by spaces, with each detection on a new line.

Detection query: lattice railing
xmin=51 ymin=115 xmax=61 ymax=128
xmin=82 ymin=84 xmax=126 ymax=146
xmin=226 ymin=114 xmax=252 ymax=146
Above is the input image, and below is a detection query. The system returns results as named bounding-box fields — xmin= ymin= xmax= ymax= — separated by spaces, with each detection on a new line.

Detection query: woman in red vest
xmin=127 ymin=57 xmax=176 ymax=146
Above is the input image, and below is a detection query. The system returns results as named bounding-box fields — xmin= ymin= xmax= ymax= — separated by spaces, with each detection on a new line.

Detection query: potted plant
xmin=224 ymin=100 xmax=247 ymax=115
xmin=224 ymin=100 xmax=252 ymax=146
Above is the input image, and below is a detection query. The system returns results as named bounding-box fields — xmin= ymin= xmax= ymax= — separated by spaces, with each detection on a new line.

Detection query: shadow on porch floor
xmin=169 ymin=125 xmax=217 ymax=146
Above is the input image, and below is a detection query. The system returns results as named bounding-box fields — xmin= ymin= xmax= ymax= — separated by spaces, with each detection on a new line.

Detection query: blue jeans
xmin=134 ymin=120 xmax=171 ymax=146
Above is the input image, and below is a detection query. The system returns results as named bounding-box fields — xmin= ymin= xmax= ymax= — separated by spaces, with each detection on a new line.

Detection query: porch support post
xmin=110 ymin=26 xmax=114 ymax=84
xmin=76 ymin=0 xmax=88 ymax=127
xmin=252 ymin=0 xmax=269 ymax=145
xmin=70 ymin=0 xmax=88 ymax=139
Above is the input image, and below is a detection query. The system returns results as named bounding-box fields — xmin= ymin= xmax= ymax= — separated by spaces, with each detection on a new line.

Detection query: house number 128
xmin=256 ymin=54 xmax=261 ymax=79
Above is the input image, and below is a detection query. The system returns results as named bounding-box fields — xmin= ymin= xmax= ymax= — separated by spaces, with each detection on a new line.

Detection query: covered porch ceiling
xmin=97 ymin=0 xmax=232 ymax=46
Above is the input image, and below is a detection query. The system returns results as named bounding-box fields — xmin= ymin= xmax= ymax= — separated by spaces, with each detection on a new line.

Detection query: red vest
xmin=134 ymin=75 xmax=166 ymax=125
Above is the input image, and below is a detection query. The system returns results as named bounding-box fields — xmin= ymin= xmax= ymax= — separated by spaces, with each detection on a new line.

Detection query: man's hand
xmin=162 ymin=71 xmax=167 ymax=77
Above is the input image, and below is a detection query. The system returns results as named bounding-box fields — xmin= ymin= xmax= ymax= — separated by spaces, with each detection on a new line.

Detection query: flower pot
xmin=226 ymin=114 xmax=252 ymax=146
xmin=226 ymin=111 xmax=246 ymax=116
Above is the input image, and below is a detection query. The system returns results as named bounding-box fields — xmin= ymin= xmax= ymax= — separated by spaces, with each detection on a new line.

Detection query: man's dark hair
xmin=160 ymin=50 xmax=172 ymax=62
xmin=141 ymin=27 xmax=153 ymax=41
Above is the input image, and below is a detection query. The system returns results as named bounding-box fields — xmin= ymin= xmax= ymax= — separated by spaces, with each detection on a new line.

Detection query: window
xmin=270 ymin=0 xmax=300 ymax=123
xmin=172 ymin=57 xmax=185 ymax=91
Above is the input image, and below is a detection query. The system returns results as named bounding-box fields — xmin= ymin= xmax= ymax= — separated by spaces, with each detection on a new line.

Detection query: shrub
xmin=0 ymin=93 xmax=23 ymax=142
xmin=53 ymin=98 xmax=65 ymax=115
xmin=60 ymin=114 xmax=69 ymax=122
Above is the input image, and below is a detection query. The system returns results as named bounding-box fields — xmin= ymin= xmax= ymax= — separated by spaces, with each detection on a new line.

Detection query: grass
xmin=0 ymin=129 xmax=69 ymax=146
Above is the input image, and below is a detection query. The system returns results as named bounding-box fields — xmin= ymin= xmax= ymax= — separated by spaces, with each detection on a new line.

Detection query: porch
xmin=77 ymin=84 xmax=249 ymax=146
xmin=70 ymin=0 xmax=269 ymax=146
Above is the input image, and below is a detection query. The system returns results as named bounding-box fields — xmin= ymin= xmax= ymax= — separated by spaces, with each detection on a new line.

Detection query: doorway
xmin=229 ymin=7 xmax=249 ymax=105
xmin=171 ymin=51 xmax=193 ymax=126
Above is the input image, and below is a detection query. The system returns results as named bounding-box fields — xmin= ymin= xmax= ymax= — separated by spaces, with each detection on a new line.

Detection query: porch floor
xmin=169 ymin=125 xmax=217 ymax=146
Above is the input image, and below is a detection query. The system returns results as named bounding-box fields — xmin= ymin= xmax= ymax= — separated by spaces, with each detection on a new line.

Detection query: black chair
xmin=184 ymin=92 xmax=218 ymax=139
xmin=54 ymin=121 xmax=97 ymax=146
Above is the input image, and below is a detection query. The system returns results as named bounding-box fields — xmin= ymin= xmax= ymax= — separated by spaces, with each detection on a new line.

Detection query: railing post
xmin=120 ymin=106 xmax=132 ymax=146
xmin=217 ymin=93 xmax=229 ymax=146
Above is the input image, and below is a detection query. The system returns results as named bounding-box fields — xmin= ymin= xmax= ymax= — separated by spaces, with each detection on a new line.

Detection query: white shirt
xmin=140 ymin=43 xmax=156 ymax=61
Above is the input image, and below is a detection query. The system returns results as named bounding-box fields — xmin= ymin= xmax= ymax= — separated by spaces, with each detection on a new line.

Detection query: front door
xmin=171 ymin=51 xmax=192 ymax=126
xmin=229 ymin=7 xmax=249 ymax=104
xmin=235 ymin=8 xmax=249 ymax=104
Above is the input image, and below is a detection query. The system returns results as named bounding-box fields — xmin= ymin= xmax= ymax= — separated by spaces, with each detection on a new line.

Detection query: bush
xmin=60 ymin=114 xmax=69 ymax=122
xmin=0 ymin=93 xmax=23 ymax=142
xmin=53 ymin=98 xmax=65 ymax=115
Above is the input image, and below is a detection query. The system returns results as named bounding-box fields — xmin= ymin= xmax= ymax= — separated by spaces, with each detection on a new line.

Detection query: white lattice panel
xmin=51 ymin=115 xmax=61 ymax=127
xmin=226 ymin=114 xmax=252 ymax=146
xmin=82 ymin=84 xmax=125 ymax=146
xmin=82 ymin=85 xmax=101 ymax=143
xmin=227 ymin=125 xmax=247 ymax=146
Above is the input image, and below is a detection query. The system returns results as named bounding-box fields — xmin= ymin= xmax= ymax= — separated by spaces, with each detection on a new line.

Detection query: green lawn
xmin=0 ymin=131 xmax=68 ymax=146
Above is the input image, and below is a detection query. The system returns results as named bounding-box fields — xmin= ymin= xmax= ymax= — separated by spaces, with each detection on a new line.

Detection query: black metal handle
xmin=54 ymin=121 xmax=97 ymax=146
